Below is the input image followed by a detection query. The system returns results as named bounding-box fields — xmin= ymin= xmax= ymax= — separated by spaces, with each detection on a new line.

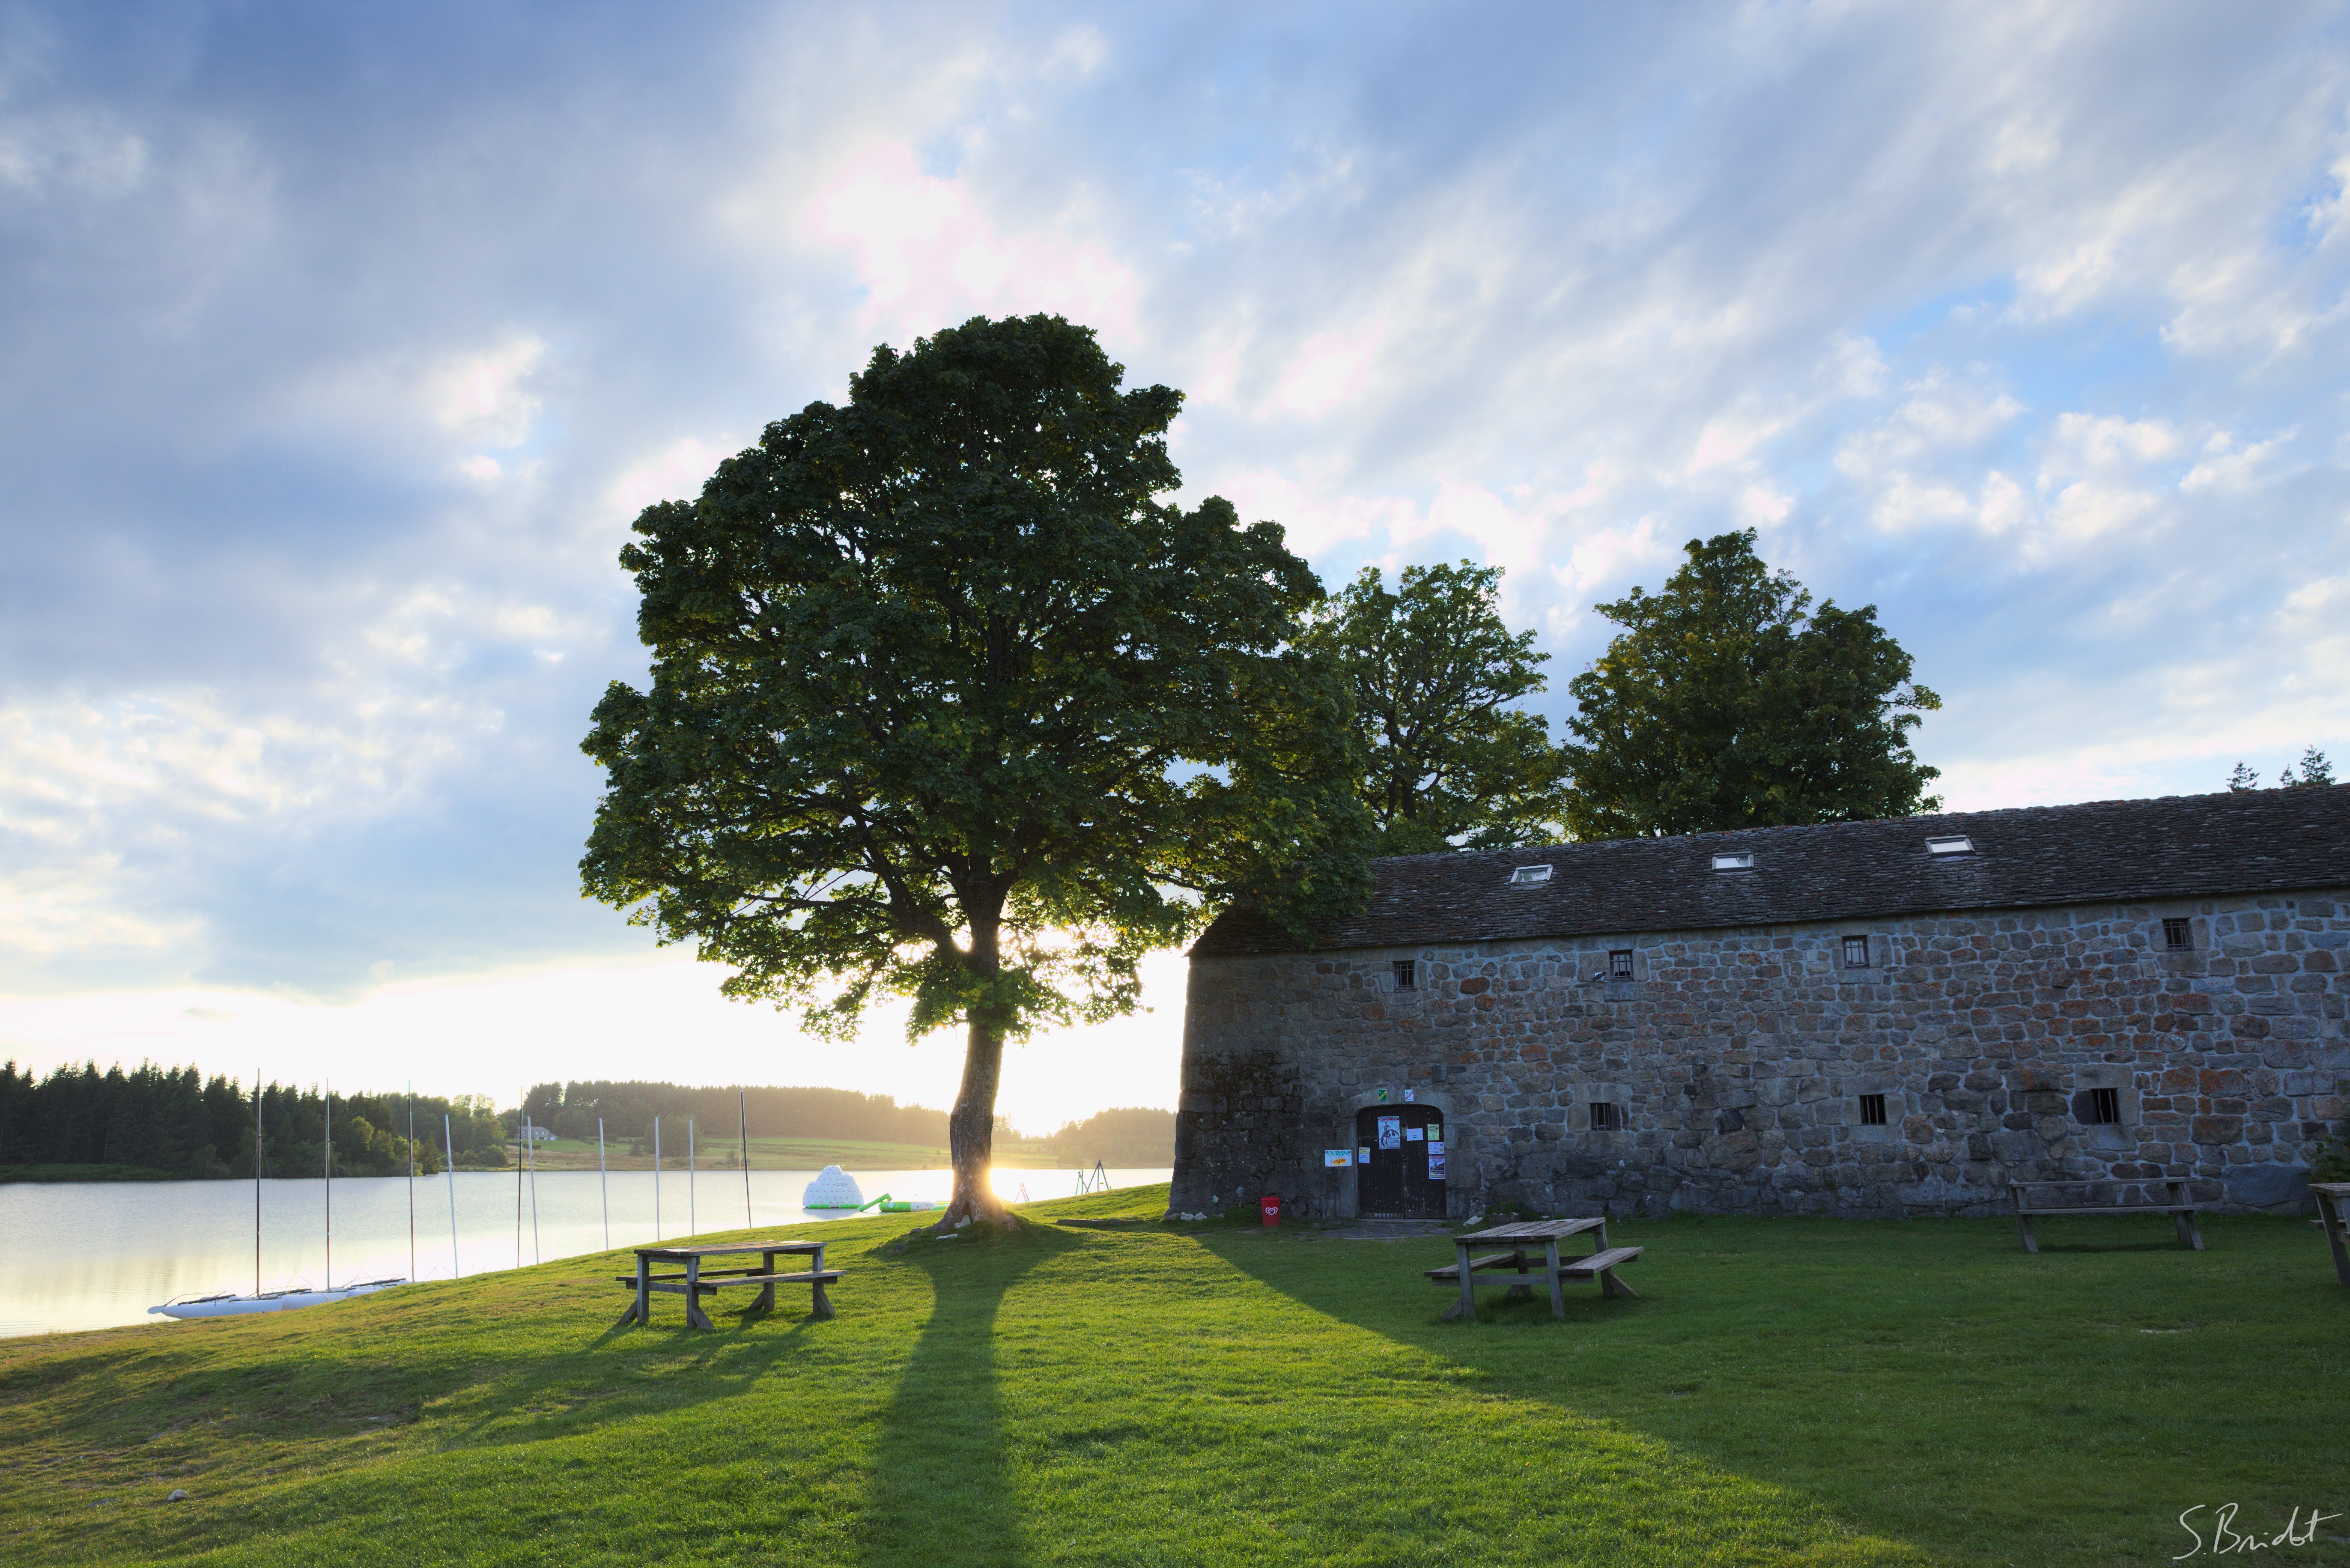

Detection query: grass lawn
xmin=2 ymin=1183 xmax=2343 ymax=1566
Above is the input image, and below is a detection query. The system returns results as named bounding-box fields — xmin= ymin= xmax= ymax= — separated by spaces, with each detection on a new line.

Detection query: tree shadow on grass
xmin=856 ymin=1220 xmax=1082 ymax=1568
xmin=1199 ymin=1217 xmax=2337 ymax=1567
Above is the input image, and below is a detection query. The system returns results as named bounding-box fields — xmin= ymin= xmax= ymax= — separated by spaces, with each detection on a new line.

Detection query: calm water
xmin=0 ymin=1165 xmax=1170 ymax=1338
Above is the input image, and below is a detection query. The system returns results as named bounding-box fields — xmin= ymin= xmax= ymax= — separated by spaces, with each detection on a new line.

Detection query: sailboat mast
xmin=689 ymin=1119 xmax=695 ymax=1238
xmin=740 ymin=1091 xmax=752 ymax=1228
xmin=525 ymin=1111 xmax=540 ymax=1266
xmin=653 ymin=1116 xmax=662 ymax=1242
xmin=514 ymin=1092 xmax=523 ymax=1270
xmin=444 ymin=1113 xmax=459 ymax=1279
xmin=407 ymin=1082 xmax=416 ymax=1285
xmin=323 ymin=1080 xmax=332 ymax=1293
xmin=598 ymin=1118 xmax=609 ymax=1251
xmin=254 ymin=1070 xmax=263 ymax=1297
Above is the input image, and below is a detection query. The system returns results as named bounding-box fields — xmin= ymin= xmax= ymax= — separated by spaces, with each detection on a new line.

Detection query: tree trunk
xmin=942 ymin=1006 xmax=1011 ymax=1226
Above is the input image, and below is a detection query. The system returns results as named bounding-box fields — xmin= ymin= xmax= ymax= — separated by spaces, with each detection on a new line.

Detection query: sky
xmin=2 ymin=1 xmax=2346 ymax=1134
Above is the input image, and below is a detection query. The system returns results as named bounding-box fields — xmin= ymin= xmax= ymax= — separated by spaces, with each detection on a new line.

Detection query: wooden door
xmin=1354 ymin=1104 xmax=1446 ymax=1219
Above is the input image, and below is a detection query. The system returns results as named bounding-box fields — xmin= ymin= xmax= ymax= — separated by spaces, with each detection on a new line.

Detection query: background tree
xmin=2225 ymin=748 xmax=2333 ymax=790
xmin=1303 ymin=562 xmax=1572 ymax=855
xmin=1560 ymin=530 xmax=1941 ymax=838
xmin=580 ymin=315 xmax=1372 ymax=1226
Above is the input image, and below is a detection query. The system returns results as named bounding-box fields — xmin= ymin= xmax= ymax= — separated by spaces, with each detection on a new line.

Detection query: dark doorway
xmin=1354 ymin=1104 xmax=1447 ymax=1219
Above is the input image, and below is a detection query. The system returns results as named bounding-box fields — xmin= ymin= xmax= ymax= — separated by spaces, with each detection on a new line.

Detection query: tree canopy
xmin=2229 ymin=748 xmax=2333 ymax=790
xmin=579 ymin=315 xmax=1371 ymax=1223
xmin=1303 ymin=561 xmax=1571 ymax=855
xmin=1560 ymin=530 xmax=1941 ymax=839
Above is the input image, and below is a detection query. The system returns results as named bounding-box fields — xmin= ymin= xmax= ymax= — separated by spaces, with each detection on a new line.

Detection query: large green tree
xmin=579 ymin=315 xmax=1372 ymax=1225
xmin=1560 ymin=530 xmax=1940 ymax=838
xmin=1303 ymin=561 xmax=1572 ymax=854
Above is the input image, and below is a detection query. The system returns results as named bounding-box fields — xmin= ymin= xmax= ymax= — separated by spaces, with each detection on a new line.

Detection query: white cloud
xmin=427 ymin=336 xmax=547 ymax=447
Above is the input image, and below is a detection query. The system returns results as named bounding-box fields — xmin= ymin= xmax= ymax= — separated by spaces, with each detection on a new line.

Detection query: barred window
xmin=1608 ymin=949 xmax=1634 ymax=980
xmin=1589 ymin=1101 xmax=1622 ymax=1132
xmin=1392 ymin=960 xmax=1417 ymax=990
xmin=1842 ymin=935 xmax=1871 ymax=969
xmin=2085 ymin=1086 xmax=2121 ymax=1125
xmin=2162 ymin=918 xmax=2192 ymax=951
xmin=1859 ymin=1093 xmax=1888 ymax=1127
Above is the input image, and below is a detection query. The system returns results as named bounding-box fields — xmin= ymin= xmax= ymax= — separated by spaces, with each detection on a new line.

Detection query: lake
xmin=0 ymin=1164 xmax=1171 ymax=1338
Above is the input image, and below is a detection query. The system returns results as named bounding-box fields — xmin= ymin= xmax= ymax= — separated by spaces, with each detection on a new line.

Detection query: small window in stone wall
xmin=1608 ymin=949 xmax=1634 ymax=980
xmin=1842 ymin=935 xmax=1871 ymax=969
xmin=1392 ymin=959 xmax=1417 ymax=990
xmin=1589 ymin=1101 xmax=1623 ymax=1132
xmin=2162 ymin=917 xmax=2192 ymax=951
xmin=1859 ymin=1093 xmax=1888 ymax=1126
xmin=2083 ymin=1086 xmax=2121 ymax=1125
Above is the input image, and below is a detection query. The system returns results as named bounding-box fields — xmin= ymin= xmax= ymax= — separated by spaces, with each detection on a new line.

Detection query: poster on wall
xmin=1358 ymin=1146 xmax=1373 ymax=1163
xmin=1428 ymin=1123 xmax=1442 ymax=1142
xmin=1377 ymin=1115 xmax=1402 ymax=1150
xmin=1427 ymin=1153 xmax=1447 ymax=1180
xmin=1324 ymin=1149 xmax=1353 ymax=1168
xmin=1404 ymin=1126 xmax=1424 ymax=1142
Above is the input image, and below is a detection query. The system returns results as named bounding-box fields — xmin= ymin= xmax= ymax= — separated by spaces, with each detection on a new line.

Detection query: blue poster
xmin=1427 ymin=1153 xmax=1446 ymax=1181
xmin=1377 ymin=1115 xmax=1402 ymax=1150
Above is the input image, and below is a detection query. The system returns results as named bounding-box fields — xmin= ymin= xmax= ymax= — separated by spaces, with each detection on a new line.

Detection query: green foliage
xmin=2313 ymin=1121 xmax=2350 ymax=1183
xmin=1039 ymin=1105 xmax=1175 ymax=1166
xmin=2226 ymin=748 xmax=2334 ymax=791
xmin=0 ymin=1062 xmax=493 ymax=1180
xmin=580 ymin=315 xmax=1371 ymax=1211
xmin=519 ymin=1079 xmax=949 ymax=1145
xmin=3 ymin=1192 xmax=2341 ymax=1566
xmin=1561 ymin=531 xmax=1941 ymax=838
xmin=1303 ymin=561 xmax=1572 ymax=854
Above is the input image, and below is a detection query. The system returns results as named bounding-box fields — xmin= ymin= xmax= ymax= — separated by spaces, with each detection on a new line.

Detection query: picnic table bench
xmin=2315 ymin=1182 xmax=2350 ymax=1288
xmin=613 ymin=1241 xmax=840 ymax=1331
xmin=1425 ymin=1218 xmax=1642 ymax=1321
xmin=2009 ymin=1179 xmax=2203 ymax=1253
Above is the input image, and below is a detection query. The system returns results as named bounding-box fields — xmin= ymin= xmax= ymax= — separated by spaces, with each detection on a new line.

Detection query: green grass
xmin=2 ymin=1186 xmax=2344 ymax=1565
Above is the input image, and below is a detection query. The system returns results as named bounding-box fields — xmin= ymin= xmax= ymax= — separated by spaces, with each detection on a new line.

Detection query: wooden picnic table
xmin=1428 ymin=1218 xmax=1643 ymax=1321
xmin=2008 ymin=1179 xmax=2202 ymax=1252
xmin=2315 ymin=1182 xmax=2350 ymax=1288
xmin=613 ymin=1240 xmax=840 ymax=1331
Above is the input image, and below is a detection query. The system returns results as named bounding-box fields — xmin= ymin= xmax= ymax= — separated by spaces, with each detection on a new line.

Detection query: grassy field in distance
xmin=3 ymin=1183 xmax=2344 ymax=1565
xmin=509 ymin=1135 xmax=1094 ymax=1172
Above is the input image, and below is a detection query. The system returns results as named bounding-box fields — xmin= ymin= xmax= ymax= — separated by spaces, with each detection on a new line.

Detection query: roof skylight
xmin=1926 ymin=835 xmax=1974 ymax=856
xmin=1510 ymin=864 xmax=1552 ymax=885
xmin=1711 ymin=852 xmax=1754 ymax=871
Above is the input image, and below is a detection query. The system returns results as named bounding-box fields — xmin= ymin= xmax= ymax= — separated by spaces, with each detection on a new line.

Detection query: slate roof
xmin=1189 ymin=787 xmax=2350 ymax=957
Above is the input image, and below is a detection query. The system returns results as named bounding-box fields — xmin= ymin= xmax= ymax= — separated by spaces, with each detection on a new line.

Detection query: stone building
xmin=1169 ymin=788 xmax=2350 ymax=1220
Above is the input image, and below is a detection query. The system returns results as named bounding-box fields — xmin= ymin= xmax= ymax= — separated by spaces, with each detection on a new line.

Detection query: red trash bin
xmin=1260 ymin=1193 xmax=1282 ymax=1227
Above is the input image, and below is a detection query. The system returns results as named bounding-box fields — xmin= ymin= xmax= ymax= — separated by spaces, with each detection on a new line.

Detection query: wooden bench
xmin=1557 ymin=1246 xmax=1643 ymax=1299
xmin=2010 ymin=1180 xmax=2203 ymax=1253
xmin=2314 ymin=1181 xmax=2350 ymax=1287
xmin=615 ymin=1241 xmax=837 ymax=1331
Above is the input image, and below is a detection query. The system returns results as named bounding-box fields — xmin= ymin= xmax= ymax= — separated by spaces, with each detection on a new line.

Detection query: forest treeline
xmin=0 ymin=1060 xmax=508 ymax=1179
xmin=1038 ymin=1107 xmax=1175 ymax=1167
xmin=521 ymin=1080 xmax=957 ymax=1145
xmin=522 ymin=1082 xmax=1174 ymax=1165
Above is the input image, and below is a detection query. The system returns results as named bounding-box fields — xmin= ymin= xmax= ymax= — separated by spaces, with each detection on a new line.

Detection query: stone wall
xmin=1170 ymin=891 xmax=2349 ymax=1219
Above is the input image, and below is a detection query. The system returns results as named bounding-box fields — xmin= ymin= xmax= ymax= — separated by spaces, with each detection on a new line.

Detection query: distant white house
xmin=519 ymin=1125 xmax=557 ymax=1142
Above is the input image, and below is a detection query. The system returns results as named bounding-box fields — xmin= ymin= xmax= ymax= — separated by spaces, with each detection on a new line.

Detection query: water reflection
xmin=0 ymin=1165 xmax=1169 ymax=1337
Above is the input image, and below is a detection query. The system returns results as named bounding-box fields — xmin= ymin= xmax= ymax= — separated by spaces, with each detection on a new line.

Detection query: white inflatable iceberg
xmin=802 ymin=1164 xmax=865 ymax=1209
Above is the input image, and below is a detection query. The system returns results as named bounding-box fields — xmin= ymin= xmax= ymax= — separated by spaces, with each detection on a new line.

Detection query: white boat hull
xmin=150 ymin=1279 xmax=406 ymax=1319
